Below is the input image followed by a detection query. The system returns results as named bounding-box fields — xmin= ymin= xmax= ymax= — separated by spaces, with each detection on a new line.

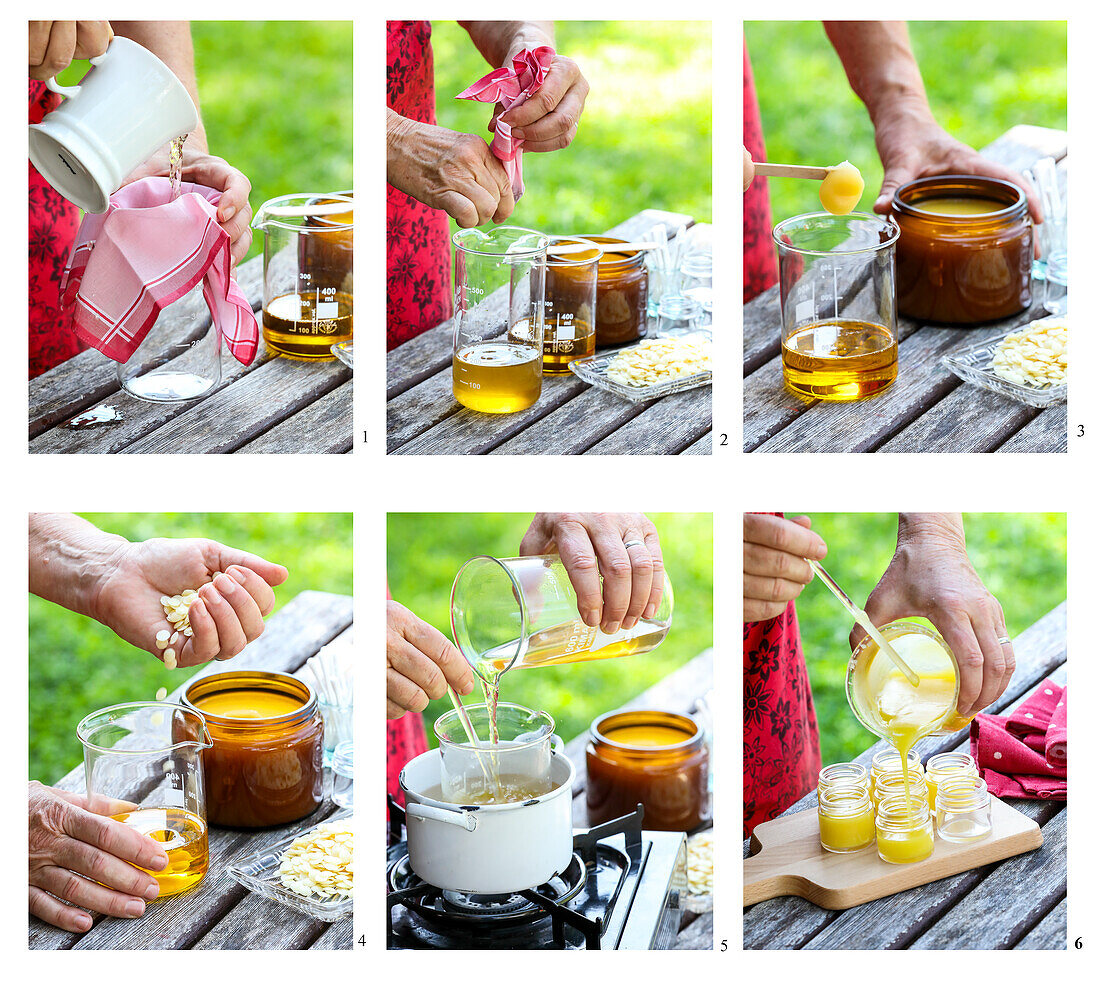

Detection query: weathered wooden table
xmin=29 ymin=590 xmax=353 ymax=951
xmin=743 ymin=602 xmax=1067 ymax=949
xmin=563 ymin=647 xmax=714 ymax=950
xmin=29 ymin=257 xmax=353 ymax=454
xmin=388 ymin=211 xmax=713 ymax=455
xmin=744 ymin=125 xmax=1068 ymax=453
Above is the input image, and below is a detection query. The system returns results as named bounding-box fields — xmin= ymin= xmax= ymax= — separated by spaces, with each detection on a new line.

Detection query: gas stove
xmin=386 ymin=800 xmax=687 ymax=949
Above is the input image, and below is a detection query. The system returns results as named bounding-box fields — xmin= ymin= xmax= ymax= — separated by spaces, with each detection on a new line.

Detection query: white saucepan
xmin=400 ymin=748 xmax=576 ymax=894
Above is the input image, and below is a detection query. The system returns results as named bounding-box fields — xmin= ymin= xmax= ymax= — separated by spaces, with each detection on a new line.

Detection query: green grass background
xmin=745 ymin=21 xmax=1067 ymax=228
xmin=794 ymin=513 xmax=1066 ymax=766
xmin=57 ymin=21 xmax=353 ymax=262
xmin=430 ymin=20 xmax=712 ymax=235
xmin=29 ymin=513 xmax=352 ymax=784
xmin=388 ymin=513 xmax=712 ymax=745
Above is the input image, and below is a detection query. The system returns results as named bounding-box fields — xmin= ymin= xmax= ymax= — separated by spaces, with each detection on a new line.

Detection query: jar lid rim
xmin=892 ymin=174 xmax=1027 ymax=220
xmin=590 ymin=709 xmax=701 ymax=751
xmin=181 ymin=669 xmax=316 ymax=725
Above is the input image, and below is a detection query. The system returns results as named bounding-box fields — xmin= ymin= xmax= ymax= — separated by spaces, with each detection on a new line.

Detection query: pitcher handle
xmin=45 ymin=49 xmax=109 ymax=99
xmin=551 ymin=733 xmax=564 ymax=754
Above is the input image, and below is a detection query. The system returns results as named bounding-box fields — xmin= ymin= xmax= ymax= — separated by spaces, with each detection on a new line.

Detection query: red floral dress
xmin=28 ymin=79 xmax=81 ymax=378
xmin=743 ymin=514 xmax=821 ymax=837
xmin=743 ymin=44 xmax=778 ymax=303
xmin=387 ymin=21 xmax=453 ymax=350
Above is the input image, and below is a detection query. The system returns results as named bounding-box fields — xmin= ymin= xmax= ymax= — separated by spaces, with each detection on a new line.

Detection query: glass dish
xmin=227 ymin=809 xmax=353 ymax=922
xmin=331 ymin=340 xmax=353 ymax=369
xmin=567 ymin=330 xmax=712 ymax=403
xmin=940 ymin=322 xmax=1067 ymax=408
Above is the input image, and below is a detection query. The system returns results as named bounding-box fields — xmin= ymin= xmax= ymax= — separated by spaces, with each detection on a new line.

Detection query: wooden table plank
xmin=236 ymin=381 xmax=354 ymax=454
xmin=387 ymin=208 xmax=708 ymax=455
xmin=28 ymin=257 xmax=351 ymax=454
xmin=998 ymin=405 xmax=1071 ymax=452
xmin=1014 ymin=897 xmax=1067 ymax=950
xmin=681 ymin=431 xmax=713 ymax=455
xmin=743 ymin=126 xmax=1068 ymax=453
xmin=29 ymin=592 xmax=353 ymax=950
xmin=118 ymin=353 xmax=351 ymax=453
xmin=674 ymin=911 xmax=713 ymax=950
xmin=744 ymin=608 xmax=1065 ymax=950
xmin=583 ymin=386 xmax=711 ymax=455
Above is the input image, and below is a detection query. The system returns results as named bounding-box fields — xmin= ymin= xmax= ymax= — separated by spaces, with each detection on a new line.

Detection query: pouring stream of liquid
xmin=806 ymin=559 xmax=921 ymax=688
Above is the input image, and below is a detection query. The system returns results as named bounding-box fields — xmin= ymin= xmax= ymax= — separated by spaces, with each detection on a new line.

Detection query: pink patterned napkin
xmin=457 ymin=46 xmax=555 ymax=200
xmin=61 ymin=177 xmax=258 ymax=365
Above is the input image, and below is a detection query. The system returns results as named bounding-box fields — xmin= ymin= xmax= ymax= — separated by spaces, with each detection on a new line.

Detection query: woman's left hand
xmin=492 ymin=53 xmax=589 ymax=153
xmin=125 ymin=147 xmax=253 ymax=264
xmin=850 ymin=515 xmax=1015 ymax=718
xmin=520 ymin=513 xmax=663 ymax=634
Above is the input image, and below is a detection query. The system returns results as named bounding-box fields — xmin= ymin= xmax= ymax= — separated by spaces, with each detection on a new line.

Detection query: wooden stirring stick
xmin=753 ymin=162 xmax=830 ymax=181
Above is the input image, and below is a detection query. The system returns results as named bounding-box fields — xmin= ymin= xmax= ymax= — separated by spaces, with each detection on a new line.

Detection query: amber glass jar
xmin=890 ymin=175 xmax=1031 ymax=324
xmin=181 ymin=670 xmax=324 ymax=828
xmin=586 ymin=710 xmax=709 ymax=831
xmin=575 ymin=234 xmax=648 ymax=346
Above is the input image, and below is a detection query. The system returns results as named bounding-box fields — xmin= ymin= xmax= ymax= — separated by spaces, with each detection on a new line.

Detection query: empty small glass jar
xmin=657 ymin=293 xmax=702 ymax=335
xmin=936 ymin=775 xmax=992 ymax=843
xmin=331 ymin=739 xmax=354 ymax=809
xmin=680 ymin=249 xmax=713 ymax=323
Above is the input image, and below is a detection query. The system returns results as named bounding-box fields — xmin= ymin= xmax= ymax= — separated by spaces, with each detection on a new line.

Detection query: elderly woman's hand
xmin=29 ymin=21 xmax=112 ymax=81
xmin=872 ymin=104 xmax=1043 ymax=222
xmin=520 ymin=513 xmax=664 ymax=634
xmin=29 ymin=782 xmax=169 ymax=932
xmin=387 ymin=600 xmax=475 ymax=719
xmin=744 ymin=513 xmax=827 ymax=622
xmin=851 ymin=514 xmax=1015 ymax=718
xmin=91 ymin=537 xmax=287 ymax=668
xmin=492 ymin=53 xmax=588 ymax=153
xmin=388 ymin=114 xmax=515 ymax=227
xmin=125 ymin=147 xmax=253 ymax=264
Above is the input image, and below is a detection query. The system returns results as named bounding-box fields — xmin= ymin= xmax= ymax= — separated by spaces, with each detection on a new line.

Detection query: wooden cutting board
xmin=744 ymin=794 xmax=1042 ymax=910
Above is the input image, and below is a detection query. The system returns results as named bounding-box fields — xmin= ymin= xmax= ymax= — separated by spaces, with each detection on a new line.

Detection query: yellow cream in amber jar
xmin=193 ymin=689 xmax=304 ymax=719
xmin=913 ymin=197 xmax=1004 ymax=216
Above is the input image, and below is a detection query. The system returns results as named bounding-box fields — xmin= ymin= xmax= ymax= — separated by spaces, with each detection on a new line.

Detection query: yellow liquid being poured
xmin=852 ymin=631 xmax=957 ymax=819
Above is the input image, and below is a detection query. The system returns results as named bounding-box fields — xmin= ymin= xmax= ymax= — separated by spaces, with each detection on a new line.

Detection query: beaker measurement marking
xmin=463 ymin=284 xmax=485 ymax=296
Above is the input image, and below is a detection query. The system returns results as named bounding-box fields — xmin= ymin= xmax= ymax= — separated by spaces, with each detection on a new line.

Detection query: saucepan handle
xmin=406 ymin=800 xmax=478 ymax=832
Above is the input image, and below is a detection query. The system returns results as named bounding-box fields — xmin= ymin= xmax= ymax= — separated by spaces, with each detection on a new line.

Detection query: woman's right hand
xmin=387 ymin=600 xmax=475 ymax=719
xmin=387 ymin=113 xmax=515 ymax=227
xmin=29 ymin=21 xmax=112 ymax=81
xmin=743 ymin=513 xmax=827 ymax=622
xmin=28 ymin=782 xmax=168 ymax=932
xmin=743 ymin=146 xmax=756 ymax=192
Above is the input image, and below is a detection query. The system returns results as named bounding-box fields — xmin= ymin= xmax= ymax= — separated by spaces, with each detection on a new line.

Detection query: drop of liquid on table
xmin=67 ymin=404 xmax=123 ymax=428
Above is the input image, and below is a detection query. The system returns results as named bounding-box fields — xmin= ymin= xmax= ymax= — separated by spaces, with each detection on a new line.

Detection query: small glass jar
xmin=876 ymin=794 xmax=935 ymax=865
xmin=936 ymin=776 xmax=992 ymax=843
xmin=656 ymin=293 xmax=702 ymax=335
xmin=818 ymin=784 xmax=875 ymax=854
xmin=873 ymin=768 xmax=929 ymax=813
xmin=925 ymin=751 xmax=979 ymax=810
xmin=181 ymin=670 xmax=324 ymax=828
xmin=817 ymin=762 xmax=870 ymax=798
xmin=331 ymin=739 xmax=353 ymax=809
xmin=891 ymin=175 xmax=1032 ymax=324
xmin=576 ymin=234 xmax=649 ymax=346
xmin=586 ymin=709 xmax=708 ymax=831
xmin=870 ymin=749 xmax=923 ymax=799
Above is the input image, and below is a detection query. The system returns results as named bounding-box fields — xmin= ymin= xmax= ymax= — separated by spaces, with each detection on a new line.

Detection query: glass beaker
xmin=76 ymin=702 xmax=213 ymax=898
xmin=116 ymin=285 xmax=221 ymax=401
xmin=434 ymin=703 xmax=561 ymax=804
xmin=451 ymin=226 xmax=548 ymax=413
xmin=542 ymin=237 xmax=602 ymax=374
xmin=254 ymin=192 xmax=353 ymax=359
xmin=773 ymin=212 xmax=900 ymax=401
xmin=450 ymin=553 xmax=674 ymax=686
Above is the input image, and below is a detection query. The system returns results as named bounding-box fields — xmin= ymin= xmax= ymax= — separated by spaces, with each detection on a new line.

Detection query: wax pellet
xmin=819 ymin=161 xmax=865 ymax=215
